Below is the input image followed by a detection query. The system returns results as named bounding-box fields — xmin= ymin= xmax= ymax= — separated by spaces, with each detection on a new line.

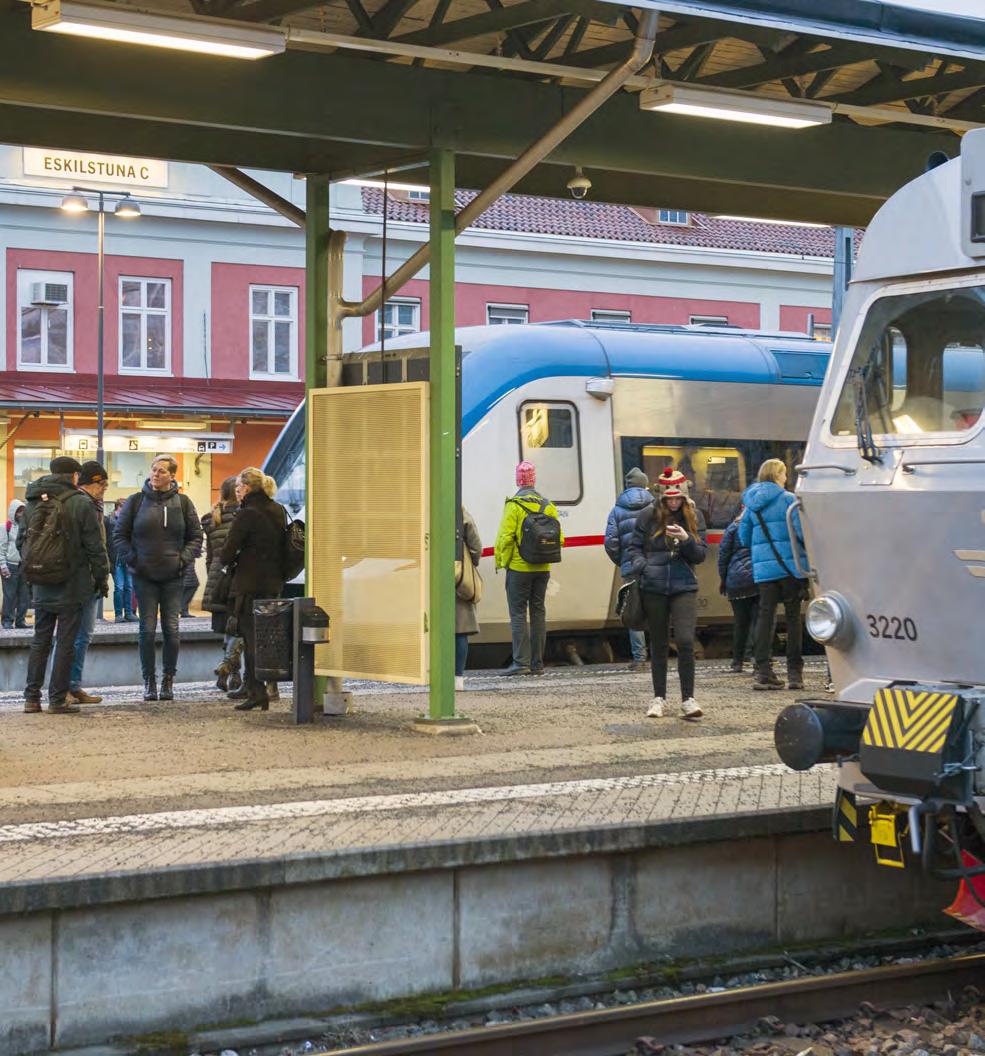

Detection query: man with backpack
xmin=494 ymin=461 xmax=563 ymax=676
xmin=114 ymin=455 xmax=203 ymax=702
xmin=21 ymin=456 xmax=109 ymax=714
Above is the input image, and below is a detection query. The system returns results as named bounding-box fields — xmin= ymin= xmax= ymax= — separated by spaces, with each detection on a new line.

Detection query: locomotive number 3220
xmin=866 ymin=614 xmax=918 ymax=641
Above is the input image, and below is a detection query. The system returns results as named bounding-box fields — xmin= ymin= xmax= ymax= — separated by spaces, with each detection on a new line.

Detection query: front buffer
xmin=775 ymin=684 xmax=985 ymax=930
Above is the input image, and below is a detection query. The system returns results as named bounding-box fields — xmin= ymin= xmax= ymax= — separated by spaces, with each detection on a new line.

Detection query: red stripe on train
xmin=480 ymin=530 xmax=722 ymax=559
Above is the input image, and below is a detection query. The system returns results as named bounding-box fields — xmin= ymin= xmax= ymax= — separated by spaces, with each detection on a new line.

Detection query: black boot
xmin=159 ymin=674 xmax=174 ymax=701
xmin=143 ymin=678 xmax=158 ymax=702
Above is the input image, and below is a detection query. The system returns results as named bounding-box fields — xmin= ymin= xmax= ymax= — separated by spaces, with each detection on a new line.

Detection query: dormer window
xmin=658 ymin=208 xmax=689 ymax=226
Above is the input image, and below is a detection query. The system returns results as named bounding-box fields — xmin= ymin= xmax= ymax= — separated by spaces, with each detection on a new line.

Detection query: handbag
xmin=455 ymin=554 xmax=484 ymax=604
xmin=213 ymin=564 xmax=235 ymax=608
xmin=616 ymin=579 xmax=646 ymax=631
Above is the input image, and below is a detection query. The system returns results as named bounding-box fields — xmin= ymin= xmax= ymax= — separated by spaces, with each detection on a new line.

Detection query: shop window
xmin=119 ymin=277 xmax=171 ymax=375
xmin=377 ymin=298 xmax=420 ymax=342
xmin=487 ymin=304 xmax=529 ymax=326
xmin=517 ymin=401 xmax=582 ymax=504
xmin=250 ymin=285 xmax=298 ymax=379
xmin=831 ymin=284 xmax=985 ymax=438
xmin=16 ymin=270 xmax=73 ymax=371
xmin=13 ymin=445 xmax=57 ymax=501
xmin=641 ymin=443 xmax=747 ymax=529
xmin=591 ymin=309 xmax=631 ymax=323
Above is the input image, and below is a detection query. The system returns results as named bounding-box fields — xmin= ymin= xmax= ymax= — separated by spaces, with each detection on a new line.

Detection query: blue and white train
xmin=265 ymin=320 xmax=831 ymax=649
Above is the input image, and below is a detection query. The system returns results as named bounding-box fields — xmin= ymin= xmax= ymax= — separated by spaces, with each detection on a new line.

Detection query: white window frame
xmin=689 ymin=314 xmax=729 ymax=326
xmin=486 ymin=303 xmax=529 ymax=326
xmin=118 ymin=276 xmax=172 ymax=376
xmin=16 ymin=269 xmax=74 ymax=372
xmin=591 ymin=309 xmax=631 ymax=323
xmin=249 ymin=284 xmax=299 ymax=381
xmin=658 ymin=209 xmax=690 ymax=226
xmin=376 ymin=297 xmax=421 ymax=342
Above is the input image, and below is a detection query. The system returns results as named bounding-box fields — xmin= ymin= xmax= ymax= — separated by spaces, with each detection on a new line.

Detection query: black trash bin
xmin=254 ymin=599 xmax=294 ymax=681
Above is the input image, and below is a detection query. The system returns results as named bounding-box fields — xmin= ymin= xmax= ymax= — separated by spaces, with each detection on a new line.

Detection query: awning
xmin=0 ymin=373 xmax=302 ymax=420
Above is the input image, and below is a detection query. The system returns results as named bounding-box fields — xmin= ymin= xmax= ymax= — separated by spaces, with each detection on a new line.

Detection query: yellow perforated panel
xmin=308 ymin=382 xmax=428 ymax=684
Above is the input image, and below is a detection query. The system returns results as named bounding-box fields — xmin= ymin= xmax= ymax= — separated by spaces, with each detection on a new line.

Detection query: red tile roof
xmin=362 ymin=188 xmax=854 ymax=258
xmin=0 ymin=374 xmax=302 ymax=417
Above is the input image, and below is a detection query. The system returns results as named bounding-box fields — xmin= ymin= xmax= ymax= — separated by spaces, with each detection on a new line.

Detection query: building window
xmin=16 ymin=270 xmax=73 ymax=371
xmin=408 ymin=189 xmax=430 ymax=203
xmin=591 ymin=309 xmax=631 ymax=323
xmin=658 ymin=209 xmax=689 ymax=226
xmin=119 ymin=277 xmax=171 ymax=374
xmin=250 ymin=285 xmax=298 ymax=379
xmin=689 ymin=314 xmax=729 ymax=327
xmin=812 ymin=323 xmax=832 ymax=341
xmin=487 ymin=304 xmax=529 ymax=326
xmin=377 ymin=298 xmax=420 ymax=342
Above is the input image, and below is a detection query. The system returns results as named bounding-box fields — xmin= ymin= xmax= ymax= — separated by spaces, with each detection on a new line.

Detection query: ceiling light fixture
xmin=640 ymin=84 xmax=831 ymax=129
xmin=32 ymin=0 xmax=286 ymax=59
xmin=342 ymin=178 xmax=430 ymax=193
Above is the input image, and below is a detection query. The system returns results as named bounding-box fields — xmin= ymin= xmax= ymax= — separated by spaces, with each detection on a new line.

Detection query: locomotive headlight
xmin=806 ymin=592 xmax=853 ymax=647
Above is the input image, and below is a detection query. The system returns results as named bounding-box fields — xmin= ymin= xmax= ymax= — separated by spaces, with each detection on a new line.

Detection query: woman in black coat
xmin=220 ymin=467 xmax=287 ymax=711
xmin=626 ymin=482 xmax=707 ymax=721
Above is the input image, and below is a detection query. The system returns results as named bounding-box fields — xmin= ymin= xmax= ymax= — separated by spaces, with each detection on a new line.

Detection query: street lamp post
xmin=61 ymin=188 xmax=140 ymax=464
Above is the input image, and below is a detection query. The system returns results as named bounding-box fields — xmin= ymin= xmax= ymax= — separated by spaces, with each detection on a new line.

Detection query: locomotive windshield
xmin=831 ymin=285 xmax=985 ymax=439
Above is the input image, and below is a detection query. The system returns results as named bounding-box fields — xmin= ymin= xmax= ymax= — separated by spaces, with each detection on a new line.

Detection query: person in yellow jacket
xmin=494 ymin=461 xmax=563 ymax=676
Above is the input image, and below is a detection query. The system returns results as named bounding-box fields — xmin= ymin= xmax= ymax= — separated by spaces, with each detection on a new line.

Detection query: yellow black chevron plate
xmin=862 ymin=688 xmax=959 ymax=754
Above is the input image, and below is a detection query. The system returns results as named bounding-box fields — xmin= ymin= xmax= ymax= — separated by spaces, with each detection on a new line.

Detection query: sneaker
xmin=646 ymin=697 xmax=665 ymax=718
xmin=681 ymin=698 xmax=703 ymax=720
xmin=68 ymin=688 xmax=103 ymax=704
xmin=455 ymin=675 xmax=465 ymax=691
xmin=628 ymin=660 xmax=648 ymax=673
xmin=787 ymin=677 xmax=805 ymax=691
xmin=124 ymin=614 xmax=139 ymax=623
xmin=528 ymin=667 xmax=545 ymax=676
xmin=504 ymin=665 xmax=531 ymax=676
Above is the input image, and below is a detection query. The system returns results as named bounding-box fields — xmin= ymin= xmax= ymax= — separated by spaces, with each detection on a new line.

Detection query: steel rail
xmin=325 ymin=952 xmax=985 ymax=1056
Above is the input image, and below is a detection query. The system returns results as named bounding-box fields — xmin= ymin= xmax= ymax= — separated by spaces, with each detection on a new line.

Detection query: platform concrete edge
xmin=0 ymin=804 xmax=831 ymax=916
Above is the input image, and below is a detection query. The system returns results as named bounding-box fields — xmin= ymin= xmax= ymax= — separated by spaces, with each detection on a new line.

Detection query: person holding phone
xmin=627 ymin=482 xmax=707 ymax=720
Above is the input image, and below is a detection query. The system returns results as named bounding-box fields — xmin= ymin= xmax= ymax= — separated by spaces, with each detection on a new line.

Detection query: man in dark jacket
xmin=604 ymin=467 xmax=652 ymax=671
xmin=22 ymin=456 xmax=109 ymax=714
xmin=114 ymin=455 xmax=203 ymax=702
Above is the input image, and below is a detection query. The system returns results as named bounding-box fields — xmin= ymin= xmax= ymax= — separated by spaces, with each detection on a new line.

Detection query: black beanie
xmin=50 ymin=456 xmax=83 ymax=475
xmin=79 ymin=461 xmax=108 ymax=485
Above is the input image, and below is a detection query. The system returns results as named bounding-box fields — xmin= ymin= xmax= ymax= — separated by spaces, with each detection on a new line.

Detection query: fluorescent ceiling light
xmin=715 ymin=215 xmax=830 ymax=228
xmin=640 ymin=84 xmax=831 ymax=129
xmin=32 ymin=0 xmax=286 ymax=59
xmin=136 ymin=420 xmax=208 ymax=430
xmin=343 ymin=178 xmax=431 ymax=193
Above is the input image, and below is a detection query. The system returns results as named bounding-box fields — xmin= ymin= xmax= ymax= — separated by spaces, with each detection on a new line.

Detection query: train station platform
xmin=0 ymin=659 xmax=958 ymax=1056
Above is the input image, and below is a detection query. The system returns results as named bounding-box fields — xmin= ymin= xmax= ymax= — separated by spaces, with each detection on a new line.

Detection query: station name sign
xmin=23 ymin=148 xmax=168 ymax=189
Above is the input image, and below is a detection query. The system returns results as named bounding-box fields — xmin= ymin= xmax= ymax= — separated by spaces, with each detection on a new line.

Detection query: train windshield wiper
xmin=852 ymin=360 xmax=883 ymax=465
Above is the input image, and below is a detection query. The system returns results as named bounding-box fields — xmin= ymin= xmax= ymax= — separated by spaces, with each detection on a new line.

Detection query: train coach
xmin=265 ymin=319 xmax=831 ymax=652
xmin=773 ymin=128 xmax=985 ymax=927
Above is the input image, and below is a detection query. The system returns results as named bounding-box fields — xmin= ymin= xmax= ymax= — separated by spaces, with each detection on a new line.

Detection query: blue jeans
xmin=455 ymin=633 xmax=469 ymax=677
xmin=629 ymin=628 xmax=647 ymax=662
xmin=113 ymin=559 xmax=134 ymax=617
xmin=69 ymin=595 xmax=100 ymax=691
xmin=134 ymin=576 xmax=183 ymax=679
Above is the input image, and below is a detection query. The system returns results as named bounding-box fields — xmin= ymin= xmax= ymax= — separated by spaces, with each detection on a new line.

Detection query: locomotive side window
xmin=831 ymin=286 xmax=985 ymax=438
xmin=518 ymin=401 xmax=582 ymax=504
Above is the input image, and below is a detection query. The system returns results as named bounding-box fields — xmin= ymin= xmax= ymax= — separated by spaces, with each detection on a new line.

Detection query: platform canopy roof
xmin=2 ymin=0 xmax=985 ymax=223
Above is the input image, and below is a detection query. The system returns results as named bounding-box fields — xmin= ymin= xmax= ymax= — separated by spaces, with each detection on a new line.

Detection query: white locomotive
xmin=775 ymin=129 xmax=985 ymax=927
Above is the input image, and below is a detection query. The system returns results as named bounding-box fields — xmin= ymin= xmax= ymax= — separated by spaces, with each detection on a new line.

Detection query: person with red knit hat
xmin=655 ymin=467 xmax=689 ymax=496
xmin=494 ymin=461 xmax=563 ymax=675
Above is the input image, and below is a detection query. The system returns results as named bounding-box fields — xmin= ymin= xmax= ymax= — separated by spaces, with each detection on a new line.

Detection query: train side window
xmin=831 ymin=285 xmax=985 ymax=438
xmin=639 ymin=443 xmax=746 ymax=528
xmin=518 ymin=401 xmax=582 ymax=504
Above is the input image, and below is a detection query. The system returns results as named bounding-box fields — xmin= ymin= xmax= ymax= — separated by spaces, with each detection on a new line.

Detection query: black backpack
xmin=21 ymin=490 xmax=73 ymax=586
xmin=510 ymin=496 xmax=562 ymax=564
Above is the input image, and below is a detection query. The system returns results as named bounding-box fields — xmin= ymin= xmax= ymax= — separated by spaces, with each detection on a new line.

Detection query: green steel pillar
xmin=422 ymin=149 xmax=477 ymax=734
xmin=305 ymin=175 xmax=329 ymax=713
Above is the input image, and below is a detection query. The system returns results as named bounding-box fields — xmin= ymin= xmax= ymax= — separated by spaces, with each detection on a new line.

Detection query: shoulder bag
xmin=455 ymin=552 xmax=484 ymax=604
xmin=616 ymin=579 xmax=646 ymax=631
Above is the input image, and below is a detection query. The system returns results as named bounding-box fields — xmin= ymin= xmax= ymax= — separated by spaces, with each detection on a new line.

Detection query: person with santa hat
xmin=494 ymin=460 xmax=563 ymax=676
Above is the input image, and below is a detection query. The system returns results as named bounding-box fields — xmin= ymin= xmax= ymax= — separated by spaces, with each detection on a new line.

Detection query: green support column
xmin=419 ymin=149 xmax=479 ymax=735
xmin=305 ymin=175 xmax=329 ymax=715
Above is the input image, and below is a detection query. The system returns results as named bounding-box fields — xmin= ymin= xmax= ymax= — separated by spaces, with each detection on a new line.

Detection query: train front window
xmin=831 ymin=286 xmax=985 ymax=439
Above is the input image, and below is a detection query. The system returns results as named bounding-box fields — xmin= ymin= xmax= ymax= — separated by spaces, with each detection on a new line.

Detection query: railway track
xmin=325 ymin=951 xmax=985 ymax=1056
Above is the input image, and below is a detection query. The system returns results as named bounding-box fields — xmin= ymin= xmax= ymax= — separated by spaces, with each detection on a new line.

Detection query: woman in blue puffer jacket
xmin=717 ymin=504 xmax=758 ymax=674
xmin=738 ymin=459 xmax=807 ymax=691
